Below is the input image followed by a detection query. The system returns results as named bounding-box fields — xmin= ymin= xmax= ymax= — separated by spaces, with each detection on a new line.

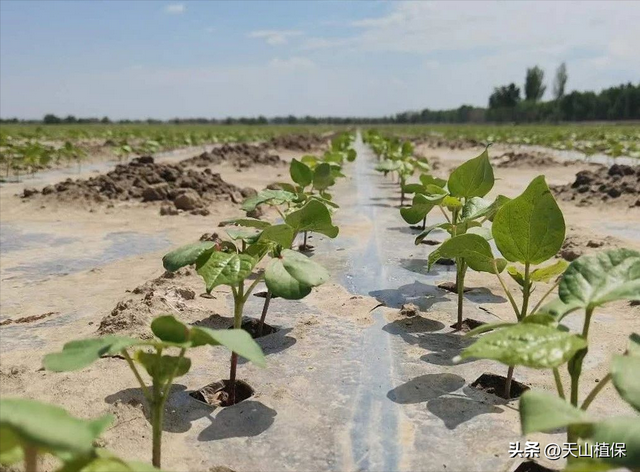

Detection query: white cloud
xmin=164 ymin=3 xmax=185 ymax=15
xmin=249 ymin=30 xmax=303 ymax=46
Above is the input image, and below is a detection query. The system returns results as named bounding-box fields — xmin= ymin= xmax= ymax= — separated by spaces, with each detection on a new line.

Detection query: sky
xmin=1 ymin=0 xmax=639 ymax=120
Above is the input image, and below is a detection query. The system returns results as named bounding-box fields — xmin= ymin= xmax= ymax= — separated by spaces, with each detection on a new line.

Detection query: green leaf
xmin=400 ymin=194 xmax=435 ymax=224
xmin=0 ymin=427 xmax=23 ymax=465
xmin=559 ymin=248 xmax=640 ymax=310
xmin=44 ymin=336 xmax=143 ymax=372
xmin=189 ymin=328 xmax=266 ymax=367
xmin=426 ymin=233 xmax=507 ymax=274
xmin=588 ymin=417 xmax=640 ymax=468
xmin=135 ymin=352 xmax=191 ymax=382
xmin=492 ymin=175 xmax=565 ymax=264
xmin=519 ymin=390 xmax=589 ymax=434
xmin=220 ymin=218 xmax=271 ymax=229
xmin=419 ymin=174 xmax=447 ymax=188
xmin=375 ymin=160 xmax=401 ymax=173
xmin=265 ymin=249 xmax=329 ymax=300
xmin=442 ymin=195 xmax=462 ymax=210
xmin=0 ymin=398 xmax=111 ymax=456
xmin=447 ymin=149 xmax=494 ymax=198
xmin=312 ymin=163 xmax=335 ymax=191
xmin=536 ymin=297 xmax=582 ymax=320
xmin=258 ymin=223 xmax=295 ymax=249
xmin=530 ymin=259 xmax=568 ymax=282
xmin=611 ymin=354 xmax=640 ymax=412
xmin=151 ymin=316 xmax=190 ymax=344
xmin=347 ymin=149 xmax=357 ymax=162
xmin=241 ymin=189 xmax=296 ymax=212
xmin=459 ymin=323 xmax=587 ymax=368
xmin=196 ymin=251 xmax=256 ymax=292
xmin=285 ymin=199 xmax=339 ymax=238
xmin=507 ymin=266 xmax=527 ymax=288
xmin=290 ymin=159 xmax=313 ymax=187
xmin=225 ymin=227 xmax=261 ymax=243
xmin=162 ymin=242 xmax=216 ymax=272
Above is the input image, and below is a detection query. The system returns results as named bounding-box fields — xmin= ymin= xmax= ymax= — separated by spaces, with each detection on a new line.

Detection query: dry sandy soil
xmin=0 ymin=136 xmax=638 ymax=472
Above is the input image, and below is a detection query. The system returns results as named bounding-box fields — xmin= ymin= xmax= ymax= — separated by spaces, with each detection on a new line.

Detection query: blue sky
xmin=1 ymin=1 xmax=638 ymax=119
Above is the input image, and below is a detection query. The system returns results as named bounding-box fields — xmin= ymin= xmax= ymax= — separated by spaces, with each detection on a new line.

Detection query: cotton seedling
xmin=409 ymin=149 xmax=507 ymax=331
xmin=162 ymin=222 xmax=329 ymax=406
xmin=44 ymin=315 xmax=265 ymax=468
xmin=0 ymin=398 xmax=167 ymax=472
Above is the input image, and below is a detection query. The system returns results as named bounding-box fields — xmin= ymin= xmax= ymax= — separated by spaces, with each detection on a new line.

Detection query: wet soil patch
xmin=22 ymin=156 xmax=250 ymax=214
xmin=471 ymin=373 xmax=529 ymax=400
xmin=450 ymin=318 xmax=486 ymax=332
xmin=514 ymin=461 xmax=558 ymax=472
xmin=190 ymin=380 xmax=255 ymax=407
xmin=493 ymin=151 xmax=560 ymax=168
xmin=180 ymin=143 xmax=283 ymax=170
xmin=552 ymin=164 xmax=640 ymax=208
xmin=0 ymin=311 xmax=58 ymax=326
xmin=558 ymin=234 xmax=620 ymax=261
xmin=413 ymin=136 xmax=481 ymax=151
xmin=438 ymin=281 xmax=472 ymax=294
xmin=268 ymin=134 xmax=328 ymax=152
xmin=436 ymin=258 xmax=455 ymax=266
xmin=229 ymin=318 xmax=278 ymax=339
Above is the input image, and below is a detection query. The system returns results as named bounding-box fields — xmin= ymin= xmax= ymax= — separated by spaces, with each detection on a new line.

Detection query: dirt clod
xmin=553 ymin=164 xmax=640 ymax=207
xmin=399 ymin=303 xmax=420 ymax=317
xmin=471 ymin=373 xmax=529 ymax=399
xmin=492 ymin=151 xmax=559 ymax=168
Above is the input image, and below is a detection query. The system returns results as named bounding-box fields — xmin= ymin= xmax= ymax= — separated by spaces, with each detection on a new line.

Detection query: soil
xmin=189 ymin=379 xmax=255 ymax=407
xmin=471 ymin=373 xmax=530 ymax=400
xmin=20 ymin=156 xmax=254 ymax=215
xmin=552 ymin=164 xmax=640 ymax=208
xmin=449 ymin=318 xmax=486 ymax=332
xmin=413 ymin=135 xmax=480 ymax=150
xmin=399 ymin=303 xmax=420 ymax=317
xmin=438 ymin=281 xmax=472 ymax=294
xmin=558 ymin=233 xmax=622 ymax=261
xmin=492 ymin=150 xmax=561 ymax=168
xmin=180 ymin=143 xmax=283 ymax=170
xmin=0 ymin=311 xmax=58 ymax=326
xmin=231 ymin=318 xmax=278 ymax=339
xmin=268 ymin=133 xmax=328 ymax=152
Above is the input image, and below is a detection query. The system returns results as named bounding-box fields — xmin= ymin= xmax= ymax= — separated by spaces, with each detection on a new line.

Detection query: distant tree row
xmin=1 ymin=72 xmax=638 ymax=125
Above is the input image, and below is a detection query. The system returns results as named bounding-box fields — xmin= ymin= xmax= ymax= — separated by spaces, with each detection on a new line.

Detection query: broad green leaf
xmin=465 ymin=226 xmax=492 ymax=240
xmin=559 ymin=248 xmax=640 ymax=310
xmin=375 ymin=160 xmax=401 ymax=172
xmin=492 ymin=176 xmax=565 ymax=264
xmin=519 ymin=391 xmax=589 ymax=434
xmin=447 ymin=149 xmax=494 ymax=198
xmin=189 ymin=327 xmax=266 ymax=367
xmin=162 ymin=242 xmax=216 ymax=272
xmin=241 ymin=189 xmax=296 ymax=212
xmin=258 ymin=223 xmax=295 ymax=249
xmin=220 ymin=218 xmax=271 ymax=229
xmin=135 ymin=352 xmax=191 ymax=382
xmin=588 ymin=417 xmax=640 ymax=468
xmin=290 ymin=159 xmax=313 ymax=187
xmin=459 ymin=323 xmax=587 ymax=368
xmin=44 ymin=336 xmax=143 ymax=372
xmin=196 ymin=251 xmax=256 ymax=292
xmin=419 ymin=174 xmax=447 ymax=188
xmin=461 ymin=197 xmax=491 ymax=221
xmin=58 ymin=449 xmax=169 ymax=472
xmin=464 ymin=321 xmax=516 ymax=337
xmin=225 ymin=227 xmax=261 ymax=243
xmin=300 ymin=155 xmax=318 ymax=168
xmin=628 ymin=333 xmax=640 ymax=356
xmin=0 ymin=427 xmax=23 ymax=465
xmin=400 ymin=194 xmax=435 ymax=224
xmin=426 ymin=233 xmax=507 ymax=274
xmin=151 ymin=315 xmax=189 ymax=344
xmin=402 ymin=183 xmax=426 ymax=195
xmin=530 ymin=259 xmax=568 ymax=282
xmin=563 ymin=458 xmax=614 ymax=472
xmin=285 ymin=199 xmax=339 ymax=238
xmin=611 ymin=344 xmax=640 ymax=412
xmin=265 ymin=249 xmax=329 ymax=300
xmin=536 ymin=297 xmax=582 ymax=320
xmin=347 ymin=149 xmax=357 ymax=162
xmin=312 ymin=163 xmax=335 ymax=191
xmin=0 ymin=398 xmax=111 ymax=456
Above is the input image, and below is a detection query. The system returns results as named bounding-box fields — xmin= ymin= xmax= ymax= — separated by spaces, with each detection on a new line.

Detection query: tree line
xmin=1 ymin=67 xmax=638 ymax=125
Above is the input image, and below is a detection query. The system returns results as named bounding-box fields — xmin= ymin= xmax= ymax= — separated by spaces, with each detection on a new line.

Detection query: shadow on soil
xmin=370 ymin=280 xmax=450 ymax=310
xmin=197 ymin=400 xmax=276 ymax=441
xmin=105 ymin=385 xmax=277 ymax=439
xmin=387 ymin=374 xmax=506 ymax=430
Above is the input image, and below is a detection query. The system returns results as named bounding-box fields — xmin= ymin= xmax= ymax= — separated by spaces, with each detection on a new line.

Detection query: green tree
xmin=525 ymin=66 xmax=546 ymax=102
xmin=553 ymin=62 xmax=568 ymax=100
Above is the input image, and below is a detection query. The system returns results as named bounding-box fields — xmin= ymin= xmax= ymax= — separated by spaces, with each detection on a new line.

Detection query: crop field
xmin=1 ymin=122 xmax=639 ymax=472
